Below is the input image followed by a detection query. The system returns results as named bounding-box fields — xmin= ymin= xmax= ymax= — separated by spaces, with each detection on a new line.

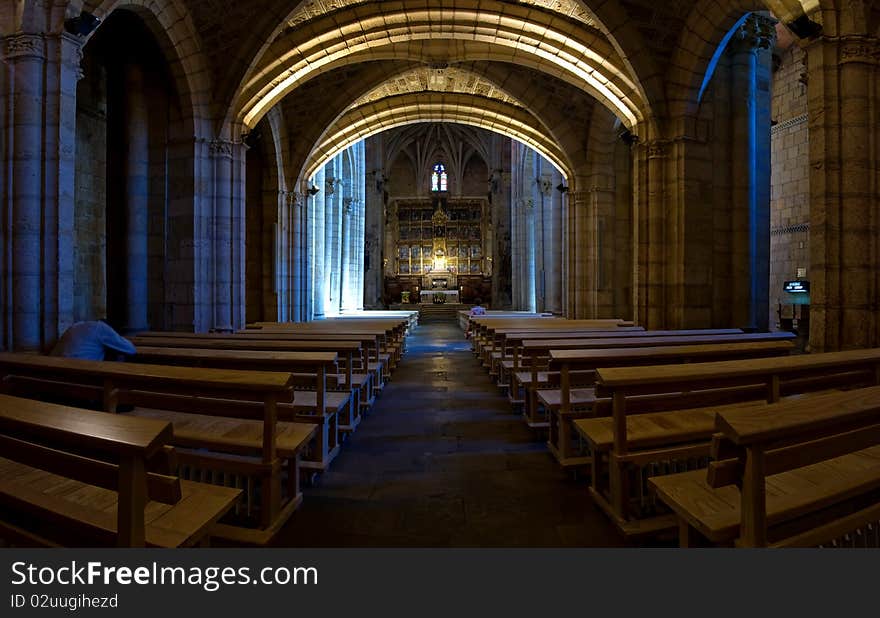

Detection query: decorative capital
xmin=839 ymin=36 xmax=880 ymax=65
xmin=2 ymin=34 xmax=45 ymax=62
xmin=518 ymin=197 xmax=534 ymax=211
xmin=646 ymin=140 xmax=670 ymax=160
xmin=284 ymin=191 xmax=304 ymax=208
xmin=537 ymin=176 xmax=553 ymax=196
xmin=209 ymin=139 xmax=234 ymax=159
xmin=731 ymin=14 xmax=777 ymax=54
xmin=325 ymin=177 xmax=339 ymax=195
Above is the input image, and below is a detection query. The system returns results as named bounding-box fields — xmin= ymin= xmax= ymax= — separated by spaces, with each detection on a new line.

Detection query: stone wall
xmin=769 ymin=45 xmax=809 ymax=327
xmin=73 ymin=52 xmax=108 ymax=322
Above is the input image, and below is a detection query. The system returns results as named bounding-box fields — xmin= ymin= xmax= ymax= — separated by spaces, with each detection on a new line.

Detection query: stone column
xmin=565 ymin=188 xmax=594 ymax=318
xmin=45 ymin=33 xmax=82 ymax=343
xmin=209 ymin=139 xmax=234 ymax=331
xmin=288 ymin=191 xmax=308 ymax=321
xmin=122 ymin=62 xmax=149 ymax=333
xmin=4 ymin=34 xmax=46 ymax=350
xmin=311 ymin=167 xmax=326 ymax=318
xmin=547 ymin=172 xmax=564 ymax=314
xmin=633 ymin=139 xmax=671 ymax=329
xmin=729 ymin=14 xmax=775 ymax=331
xmin=807 ymin=33 xmax=880 ymax=350
xmin=340 ymin=197 xmax=354 ymax=311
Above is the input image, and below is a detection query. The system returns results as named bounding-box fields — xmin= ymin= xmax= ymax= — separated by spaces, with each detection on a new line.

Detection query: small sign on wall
xmin=783 ymin=280 xmax=810 ymax=305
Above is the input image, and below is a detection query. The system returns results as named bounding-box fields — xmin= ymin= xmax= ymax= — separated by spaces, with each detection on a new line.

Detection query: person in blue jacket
xmin=50 ymin=320 xmax=137 ymax=361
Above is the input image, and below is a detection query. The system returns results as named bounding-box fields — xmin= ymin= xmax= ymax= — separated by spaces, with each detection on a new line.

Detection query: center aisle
xmin=274 ymin=321 xmax=627 ymax=547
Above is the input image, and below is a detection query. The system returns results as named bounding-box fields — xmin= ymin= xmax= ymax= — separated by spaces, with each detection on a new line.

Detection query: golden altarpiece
xmin=385 ymin=196 xmax=492 ymax=304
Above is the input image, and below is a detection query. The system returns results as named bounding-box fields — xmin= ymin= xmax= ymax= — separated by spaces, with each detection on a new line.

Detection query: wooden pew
xmin=130 ymin=337 xmax=368 ymax=431
xmin=575 ymin=348 xmax=880 ymax=537
xmin=0 ymin=393 xmax=240 ymax=547
xmin=483 ymin=326 xmax=649 ymax=378
xmin=248 ymin=320 xmax=407 ymax=381
xmin=542 ymin=340 xmax=795 ymax=469
xmin=130 ymin=347 xmax=345 ymax=472
xmin=137 ymin=331 xmax=382 ymax=410
xmin=459 ymin=310 xmax=550 ymax=330
xmin=517 ymin=331 xmax=796 ymax=428
xmin=496 ymin=328 xmax=738 ymax=395
xmin=650 ymin=386 xmax=880 ymax=547
xmin=468 ymin=318 xmax=632 ymax=361
xmin=0 ymin=352 xmax=315 ymax=544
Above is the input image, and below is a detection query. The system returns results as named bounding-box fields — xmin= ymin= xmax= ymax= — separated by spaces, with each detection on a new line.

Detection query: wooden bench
xmin=134 ymin=333 xmax=377 ymax=403
xmin=130 ymin=347 xmax=345 ymax=472
xmin=650 ymin=386 xmax=880 ymax=547
xmin=575 ymin=347 xmax=880 ymax=537
xmin=247 ymin=321 xmax=405 ymax=385
xmin=467 ymin=317 xmax=628 ymax=359
xmin=542 ymin=340 xmax=795 ymax=469
xmin=496 ymin=328 xmax=741 ymax=399
xmin=484 ymin=326 xmax=649 ymax=381
xmin=0 ymin=394 xmax=240 ymax=547
xmin=130 ymin=337 xmax=369 ymax=431
xmin=0 ymin=352 xmax=315 ymax=544
xmin=516 ymin=332 xmax=796 ymax=428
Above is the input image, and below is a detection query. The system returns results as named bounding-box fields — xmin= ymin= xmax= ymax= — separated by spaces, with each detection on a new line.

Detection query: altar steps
xmin=417 ymin=303 xmax=467 ymax=323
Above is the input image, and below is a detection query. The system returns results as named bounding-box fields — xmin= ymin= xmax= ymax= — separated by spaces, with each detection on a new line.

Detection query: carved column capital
xmin=838 ymin=35 xmax=880 ymax=65
xmin=2 ymin=34 xmax=45 ymax=63
xmin=209 ymin=139 xmax=234 ymax=159
xmin=730 ymin=14 xmax=777 ymax=55
xmin=645 ymin=140 xmax=670 ymax=160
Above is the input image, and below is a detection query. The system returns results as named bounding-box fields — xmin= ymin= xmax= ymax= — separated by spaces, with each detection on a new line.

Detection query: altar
xmin=420 ymin=290 xmax=460 ymax=304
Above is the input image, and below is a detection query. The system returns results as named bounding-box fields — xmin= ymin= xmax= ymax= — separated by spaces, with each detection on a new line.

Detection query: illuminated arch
xmin=235 ymin=4 xmax=647 ymax=132
xmin=300 ymin=93 xmax=572 ymax=186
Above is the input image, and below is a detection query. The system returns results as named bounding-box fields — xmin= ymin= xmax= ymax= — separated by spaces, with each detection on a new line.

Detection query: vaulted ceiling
xmin=60 ymin=0 xmax=842 ymax=183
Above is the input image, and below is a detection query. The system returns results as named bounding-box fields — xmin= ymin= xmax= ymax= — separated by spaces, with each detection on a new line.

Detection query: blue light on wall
xmin=697 ymin=13 xmax=751 ymax=104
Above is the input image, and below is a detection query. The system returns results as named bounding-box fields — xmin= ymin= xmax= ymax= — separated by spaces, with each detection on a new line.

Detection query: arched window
xmin=431 ymin=163 xmax=448 ymax=192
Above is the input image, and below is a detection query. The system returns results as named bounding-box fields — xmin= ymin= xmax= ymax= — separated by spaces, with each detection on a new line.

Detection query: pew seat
xmin=0 ymin=394 xmax=239 ymax=548
xmin=650 ymin=387 xmax=880 ymax=547
xmin=0 ymin=458 xmax=238 ymax=548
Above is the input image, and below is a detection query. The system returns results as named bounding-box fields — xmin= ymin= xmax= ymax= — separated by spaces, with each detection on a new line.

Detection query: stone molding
xmin=771 ymin=114 xmax=808 ymax=135
xmin=771 ymin=222 xmax=810 ymax=236
xmin=2 ymin=34 xmax=45 ymax=62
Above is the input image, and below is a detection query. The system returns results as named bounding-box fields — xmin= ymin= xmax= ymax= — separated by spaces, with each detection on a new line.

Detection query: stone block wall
xmin=770 ymin=45 xmax=809 ymax=325
xmin=73 ymin=53 xmax=107 ymax=322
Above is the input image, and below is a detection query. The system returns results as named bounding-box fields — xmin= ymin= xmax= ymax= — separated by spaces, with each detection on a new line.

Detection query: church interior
xmin=2 ymin=0 xmax=880 ymax=549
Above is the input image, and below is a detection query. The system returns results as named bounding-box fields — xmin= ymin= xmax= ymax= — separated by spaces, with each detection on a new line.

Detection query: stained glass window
xmin=431 ymin=163 xmax=447 ymax=192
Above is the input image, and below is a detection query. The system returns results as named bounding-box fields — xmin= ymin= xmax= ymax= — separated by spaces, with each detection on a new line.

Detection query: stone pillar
xmin=524 ymin=195 xmax=537 ymax=312
xmin=729 ymin=14 xmax=775 ymax=331
xmin=633 ymin=139 xmax=670 ymax=329
xmin=45 ymin=33 xmax=81 ymax=344
xmin=340 ymin=197 xmax=354 ymax=311
xmin=311 ymin=167 xmax=326 ymax=318
xmin=489 ymin=164 xmax=512 ymax=309
xmin=324 ymin=171 xmax=341 ymax=316
xmin=547 ymin=171 xmax=564 ymax=314
xmin=3 ymin=34 xmax=45 ymax=350
xmin=565 ymin=188 xmax=594 ymax=318
xmin=122 ymin=62 xmax=149 ymax=332
xmin=289 ymin=191 xmax=308 ymax=321
xmin=209 ymin=140 xmax=233 ymax=331
xmin=807 ymin=33 xmax=880 ymax=350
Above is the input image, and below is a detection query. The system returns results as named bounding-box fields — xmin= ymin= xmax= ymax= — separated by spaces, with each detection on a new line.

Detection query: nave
xmin=273 ymin=322 xmax=625 ymax=548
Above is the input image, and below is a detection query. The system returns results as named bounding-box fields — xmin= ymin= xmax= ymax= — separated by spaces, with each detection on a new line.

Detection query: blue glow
xmin=697 ymin=13 xmax=751 ymax=104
